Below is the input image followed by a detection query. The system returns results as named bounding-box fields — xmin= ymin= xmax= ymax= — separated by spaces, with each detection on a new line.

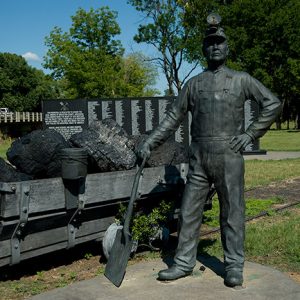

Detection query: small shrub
xmin=116 ymin=200 xmax=173 ymax=244
xmin=84 ymin=253 xmax=93 ymax=260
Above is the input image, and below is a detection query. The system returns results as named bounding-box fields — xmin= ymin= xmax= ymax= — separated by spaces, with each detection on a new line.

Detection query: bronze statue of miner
xmin=137 ymin=13 xmax=282 ymax=287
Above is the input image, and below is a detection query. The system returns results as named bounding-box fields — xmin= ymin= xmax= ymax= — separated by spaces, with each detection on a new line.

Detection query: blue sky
xmin=0 ymin=0 xmax=200 ymax=93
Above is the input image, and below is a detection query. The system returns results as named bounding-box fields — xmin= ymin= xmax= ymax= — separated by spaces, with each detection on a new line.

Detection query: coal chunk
xmin=7 ymin=129 xmax=69 ymax=178
xmin=148 ymin=140 xmax=188 ymax=167
xmin=0 ymin=158 xmax=32 ymax=182
xmin=132 ymin=135 xmax=188 ymax=167
xmin=69 ymin=119 xmax=136 ymax=172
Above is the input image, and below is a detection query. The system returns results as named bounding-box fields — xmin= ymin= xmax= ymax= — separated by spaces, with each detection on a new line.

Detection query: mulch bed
xmin=245 ymin=177 xmax=300 ymax=203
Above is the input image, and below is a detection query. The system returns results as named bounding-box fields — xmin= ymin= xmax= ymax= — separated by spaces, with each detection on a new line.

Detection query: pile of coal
xmin=6 ymin=129 xmax=69 ymax=179
xmin=0 ymin=118 xmax=188 ymax=182
xmin=70 ymin=119 xmax=136 ymax=172
xmin=147 ymin=139 xmax=188 ymax=167
xmin=131 ymin=134 xmax=189 ymax=167
xmin=0 ymin=158 xmax=32 ymax=182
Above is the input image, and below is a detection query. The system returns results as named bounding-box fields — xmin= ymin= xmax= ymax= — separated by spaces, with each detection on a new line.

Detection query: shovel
xmin=104 ymin=157 xmax=146 ymax=287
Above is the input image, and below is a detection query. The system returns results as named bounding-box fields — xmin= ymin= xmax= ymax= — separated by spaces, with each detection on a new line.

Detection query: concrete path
xmin=244 ymin=151 xmax=300 ymax=160
xmin=30 ymin=257 xmax=300 ymax=300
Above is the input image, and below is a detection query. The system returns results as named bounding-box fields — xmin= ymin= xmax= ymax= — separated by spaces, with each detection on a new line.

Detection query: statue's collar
xmin=206 ymin=65 xmax=226 ymax=74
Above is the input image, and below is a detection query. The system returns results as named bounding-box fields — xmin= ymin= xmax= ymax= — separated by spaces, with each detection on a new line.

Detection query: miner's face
xmin=203 ymin=37 xmax=229 ymax=64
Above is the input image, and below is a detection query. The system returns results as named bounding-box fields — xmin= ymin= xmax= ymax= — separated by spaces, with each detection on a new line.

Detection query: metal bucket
xmin=60 ymin=148 xmax=88 ymax=180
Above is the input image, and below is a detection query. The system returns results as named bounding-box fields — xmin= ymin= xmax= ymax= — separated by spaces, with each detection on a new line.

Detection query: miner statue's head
xmin=202 ymin=13 xmax=229 ymax=69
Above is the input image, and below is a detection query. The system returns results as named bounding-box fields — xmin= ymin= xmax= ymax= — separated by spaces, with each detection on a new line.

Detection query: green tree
xmin=70 ymin=6 xmax=124 ymax=55
xmin=44 ymin=7 xmax=124 ymax=98
xmin=186 ymin=0 xmax=300 ymax=128
xmin=44 ymin=7 xmax=158 ymax=98
xmin=221 ymin=0 xmax=300 ymax=129
xmin=180 ymin=0 xmax=222 ymax=65
xmin=0 ymin=53 xmax=59 ymax=111
xmin=128 ymin=0 xmax=201 ymax=95
xmin=119 ymin=52 xmax=160 ymax=96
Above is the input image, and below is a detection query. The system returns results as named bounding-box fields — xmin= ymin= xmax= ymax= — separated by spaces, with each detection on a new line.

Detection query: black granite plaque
xmin=120 ymin=99 xmax=132 ymax=136
xmin=43 ymin=97 xmax=261 ymax=152
xmin=87 ymin=100 xmax=101 ymax=125
xmin=156 ymin=96 xmax=190 ymax=145
xmin=101 ymin=99 xmax=116 ymax=120
xmin=42 ymin=99 xmax=88 ymax=140
xmin=244 ymin=99 xmax=263 ymax=153
xmin=145 ymin=99 xmax=159 ymax=132
xmin=131 ymin=99 xmax=146 ymax=136
xmin=158 ymin=97 xmax=170 ymax=123
xmin=175 ymin=117 xmax=190 ymax=145
xmin=115 ymin=100 xmax=125 ymax=128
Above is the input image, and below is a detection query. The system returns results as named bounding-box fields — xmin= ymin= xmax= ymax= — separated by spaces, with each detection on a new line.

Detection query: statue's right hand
xmin=136 ymin=142 xmax=151 ymax=165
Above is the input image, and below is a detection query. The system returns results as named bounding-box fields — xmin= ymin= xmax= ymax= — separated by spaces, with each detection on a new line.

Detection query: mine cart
xmin=0 ymin=163 xmax=188 ymax=267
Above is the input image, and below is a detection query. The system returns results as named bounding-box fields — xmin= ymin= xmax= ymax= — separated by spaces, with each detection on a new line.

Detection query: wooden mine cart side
xmin=0 ymin=164 xmax=188 ymax=267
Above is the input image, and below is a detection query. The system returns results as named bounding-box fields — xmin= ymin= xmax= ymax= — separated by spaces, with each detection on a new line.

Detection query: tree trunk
xmin=167 ymin=84 xmax=175 ymax=96
xmin=275 ymin=117 xmax=282 ymax=130
xmin=296 ymin=111 xmax=300 ymax=130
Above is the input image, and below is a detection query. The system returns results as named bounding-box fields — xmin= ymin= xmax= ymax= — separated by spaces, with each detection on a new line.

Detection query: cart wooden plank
xmin=0 ymin=164 xmax=188 ymax=267
xmin=0 ymin=216 xmax=114 ymax=266
xmin=0 ymin=164 xmax=186 ymax=219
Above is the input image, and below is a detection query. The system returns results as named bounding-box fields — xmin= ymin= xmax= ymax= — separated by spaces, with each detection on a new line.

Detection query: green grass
xmin=203 ymin=197 xmax=280 ymax=227
xmin=0 ymin=268 xmax=82 ymax=300
xmin=260 ymin=130 xmax=300 ymax=151
xmin=245 ymin=209 xmax=300 ymax=271
xmin=198 ymin=207 xmax=300 ymax=272
xmin=0 ymin=139 xmax=12 ymax=159
xmin=245 ymin=158 xmax=300 ymax=189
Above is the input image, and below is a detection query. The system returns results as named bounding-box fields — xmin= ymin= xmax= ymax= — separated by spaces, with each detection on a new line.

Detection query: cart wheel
xmin=102 ymin=223 xmax=138 ymax=259
xmin=102 ymin=223 xmax=123 ymax=260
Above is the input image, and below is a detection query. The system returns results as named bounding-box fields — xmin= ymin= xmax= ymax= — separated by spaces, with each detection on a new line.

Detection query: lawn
xmin=260 ymin=130 xmax=300 ymax=151
xmin=0 ymin=139 xmax=12 ymax=159
xmin=201 ymin=157 xmax=300 ymax=228
xmin=245 ymin=158 xmax=300 ymax=189
xmin=199 ymin=206 xmax=300 ymax=273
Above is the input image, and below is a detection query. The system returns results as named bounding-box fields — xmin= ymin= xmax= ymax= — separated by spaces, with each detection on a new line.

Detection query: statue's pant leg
xmin=214 ymin=149 xmax=245 ymax=272
xmin=174 ymin=145 xmax=210 ymax=272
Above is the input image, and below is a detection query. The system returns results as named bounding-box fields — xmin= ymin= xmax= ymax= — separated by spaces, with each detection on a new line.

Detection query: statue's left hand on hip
xmin=230 ymin=134 xmax=252 ymax=153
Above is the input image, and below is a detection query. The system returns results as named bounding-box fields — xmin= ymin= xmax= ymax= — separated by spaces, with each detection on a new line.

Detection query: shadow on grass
xmin=0 ymin=240 xmax=103 ymax=282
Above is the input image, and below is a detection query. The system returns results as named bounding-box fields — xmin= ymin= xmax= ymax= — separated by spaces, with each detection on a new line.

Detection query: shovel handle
xmin=123 ymin=157 xmax=146 ymax=236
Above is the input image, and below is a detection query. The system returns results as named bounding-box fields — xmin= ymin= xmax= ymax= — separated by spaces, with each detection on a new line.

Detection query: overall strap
xmin=224 ymin=73 xmax=233 ymax=93
xmin=198 ymin=76 xmax=204 ymax=94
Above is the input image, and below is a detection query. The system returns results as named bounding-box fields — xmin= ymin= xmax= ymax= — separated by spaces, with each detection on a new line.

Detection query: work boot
xmin=224 ymin=269 xmax=243 ymax=287
xmin=158 ymin=265 xmax=192 ymax=281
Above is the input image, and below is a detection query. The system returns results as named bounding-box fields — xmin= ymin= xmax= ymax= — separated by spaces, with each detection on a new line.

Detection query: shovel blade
xmin=104 ymin=228 xmax=133 ymax=287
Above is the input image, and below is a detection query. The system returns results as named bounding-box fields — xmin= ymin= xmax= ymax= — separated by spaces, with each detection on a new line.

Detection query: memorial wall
xmin=244 ymin=99 xmax=260 ymax=152
xmin=43 ymin=97 xmax=190 ymax=145
xmin=42 ymin=97 xmax=262 ymax=152
xmin=43 ymin=99 xmax=87 ymax=139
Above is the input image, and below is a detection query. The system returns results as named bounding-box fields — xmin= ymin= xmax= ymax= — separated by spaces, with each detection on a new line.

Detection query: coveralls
xmin=144 ymin=66 xmax=282 ymax=273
